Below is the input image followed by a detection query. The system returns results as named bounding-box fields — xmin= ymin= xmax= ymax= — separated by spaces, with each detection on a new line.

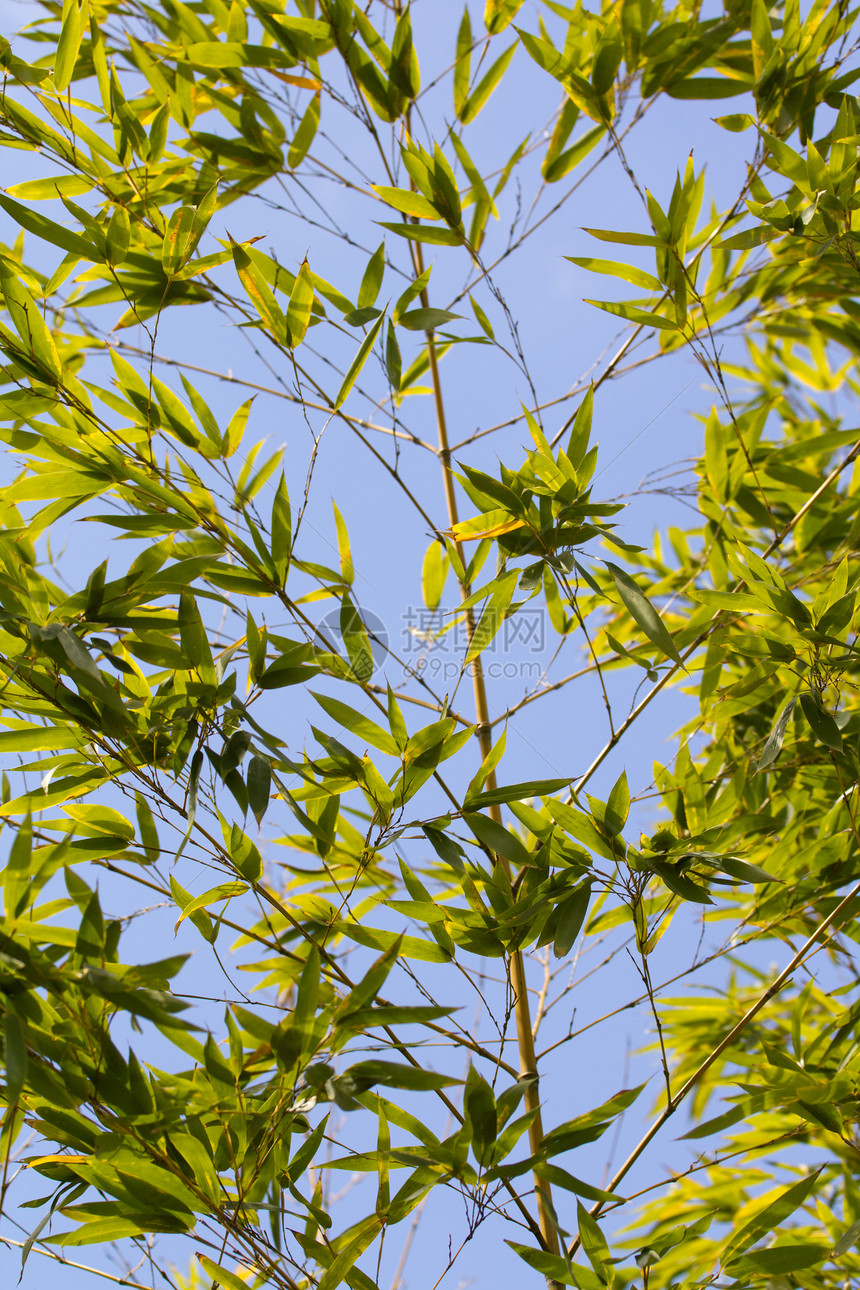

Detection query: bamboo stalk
xmin=413 ymin=244 xmax=561 ymax=1271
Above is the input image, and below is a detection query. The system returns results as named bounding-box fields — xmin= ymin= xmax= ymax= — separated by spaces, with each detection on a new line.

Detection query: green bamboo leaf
xmin=485 ymin=0 xmax=526 ymax=35
xmin=799 ymin=691 xmax=843 ymax=750
xmin=335 ymin=312 xmax=385 ymax=407
xmin=179 ymin=589 xmax=216 ymax=683
xmin=182 ymin=41 xmax=292 ymax=68
xmin=223 ymin=395 xmax=254 ymax=457
xmin=507 ymin=1244 xmax=591 ymax=1287
xmin=170 ymin=875 xmax=214 ymax=942
xmin=642 ymin=855 xmax=713 ymax=904
xmin=162 ymin=206 xmax=196 ymax=277
xmin=247 ymin=754 xmax=272 ymax=825
xmin=334 ymin=940 xmax=402 ymax=1025
xmin=470 ymin=294 xmax=495 ymax=338
xmin=174 ymin=881 xmax=248 ymax=931
xmin=567 ymin=256 xmax=662 ymax=291
xmin=679 ymin=1105 xmax=746 ymax=1140
xmin=834 ymin=1220 xmax=860 ymax=1257
xmin=288 ymin=90 xmax=321 ymax=168
xmin=390 ymin=5 xmax=420 ymax=98
xmin=398 ymin=307 xmax=462 ymax=332
xmin=198 ymin=1254 xmax=255 ymax=1290
xmin=312 ymin=692 xmax=397 ymax=755
xmin=460 ymin=41 xmax=517 ymax=123
xmin=464 ymin=1065 xmax=497 ymax=1163
xmin=464 ymin=809 xmax=532 ymax=868
xmin=0 ymin=261 xmax=63 ymax=380
xmin=721 ymin=1170 xmax=822 ymax=1266
xmin=241 ymin=441 xmax=284 ymax=501
xmin=379 ymin=222 xmax=464 ymax=246
xmin=344 ymin=306 xmax=382 ymax=327
xmin=466 ymin=568 xmax=519 ymax=664
xmin=544 ymin=124 xmax=605 ymax=182
xmin=5 ymin=814 xmax=33 ymax=920
xmin=358 ymin=241 xmax=386 ymax=308
xmin=667 ymin=75 xmax=752 ymax=99
xmin=104 ymin=205 xmax=130 ymax=268
xmin=454 ymin=6 xmax=472 ymax=117
xmin=341 ymin=598 xmax=376 ymax=682
xmin=466 ymin=778 xmax=571 ymax=809
xmin=421 ymin=540 xmax=448 ymax=610
xmin=727 ymin=1245 xmax=827 ymax=1277
xmin=54 ymin=1218 xmax=145 ymax=1247
xmin=392 ymin=264 xmax=432 ymax=321
xmin=578 ymin=1202 xmax=613 ymax=1284
xmin=7 ymin=175 xmax=93 ymax=200
xmin=373 ymin=185 xmax=441 ymax=220
xmin=54 ymin=0 xmax=89 ymax=92
xmin=271 ymin=472 xmax=291 ymax=584
xmin=757 ymin=699 xmax=796 ymax=770
xmin=147 ymin=99 xmax=169 ymax=164
xmin=339 ymin=1003 xmax=455 ymax=1029
xmin=385 ymin=318 xmax=402 ymax=389
xmin=227 ymin=822 xmax=263 ymax=882
xmin=583 ymin=227 xmax=662 ymax=246
xmin=230 ymin=239 xmax=287 ymax=344
xmin=553 ymin=883 xmax=591 ymax=958
xmin=585 ymin=298 xmax=678 ymax=330
xmin=190 ymin=182 xmax=218 ymax=249
xmin=605 ymin=770 xmax=630 ymax=834
xmin=317 ymin=1217 xmax=382 ymax=1290
xmin=0 ymin=727 xmax=81 ymax=753
xmin=334 ymin=920 xmax=451 ymax=962
xmin=716 ymin=856 xmax=781 ymax=885
xmin=606 ymin=562 xmax=684 ymax=667
xmin=287 ymin=258 xmax=314 ymax=347
xmin=343 ymin=1059 xmax=461 ymax=1092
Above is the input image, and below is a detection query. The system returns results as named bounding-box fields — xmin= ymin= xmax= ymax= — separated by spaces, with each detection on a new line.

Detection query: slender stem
xmin=412 ymin=240 xmax=561 ymax=1270
xmin=0 ymin=1236 xmax=153 ymax=1287
xmin=566 ymin=869 xmax=860 ymax=1257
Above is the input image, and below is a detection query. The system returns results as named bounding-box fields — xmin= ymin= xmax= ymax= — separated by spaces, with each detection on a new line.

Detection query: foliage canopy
xmin=1 ymin=0 xmax=860 ymax=1288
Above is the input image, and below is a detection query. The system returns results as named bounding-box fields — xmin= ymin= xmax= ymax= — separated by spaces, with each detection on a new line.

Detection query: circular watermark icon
xmin=317 ymin=604 xmax=389 ymax=681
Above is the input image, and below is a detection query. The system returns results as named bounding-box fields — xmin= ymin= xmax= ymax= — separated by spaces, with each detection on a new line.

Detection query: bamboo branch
xmin=567 ymin=869 xmax=860 ymax=1257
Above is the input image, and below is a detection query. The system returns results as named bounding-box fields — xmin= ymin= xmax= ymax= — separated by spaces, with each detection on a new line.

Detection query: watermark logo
xmin=402 ymin=606 xmax=546 ymax=656
xmin=315 ymin=605 xmax=548 ymax=683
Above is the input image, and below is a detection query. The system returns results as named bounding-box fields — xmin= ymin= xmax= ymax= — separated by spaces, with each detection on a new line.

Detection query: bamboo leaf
xmin=553 ymin=883 xmax=592 ymax=958
xmin=460 ymin=42 xmax=517 ymax=124
xmin=721 ymin=1171 xmax=822 ymax=1266
xmin=0 ymin=261 xmax=63 ymax=380
xmin=454 ymin=6 xmax=472 ymax=117
xmin=287 ymin=258 xmax=314 ymax=347
xmin=312 ymin=692 xmax=398 ymax=755
xmin=379 ymin=222 xmax=464 ymax=246
xmin=335 ymin=312 xmax=385 ymax=407
xmin=358 ymin=241 xmax=386 ymax=308
xmin=585 ymin=298 xmax=678 ymax=330
xmin=247 ymin=754 xmax=272 ymax=825
xmin=756 ymin=699 xmax=796 ymax=770
xmin=54 ymin=0 xmax=89 ymax=94
xmin=607 ymin=563 xmax=683 ymax=667
xmin=198 ymin=1254 xmax=255 ymax=1290
xmin=230 ymin=239 xmax=287 ymax=344
xmin=288 ymin=91 xmax=321 ymax=168
xmin=174 ymin=881 xmax=248 ymax=931
xmin=0 ymin=190 xmax=102 ymax=263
